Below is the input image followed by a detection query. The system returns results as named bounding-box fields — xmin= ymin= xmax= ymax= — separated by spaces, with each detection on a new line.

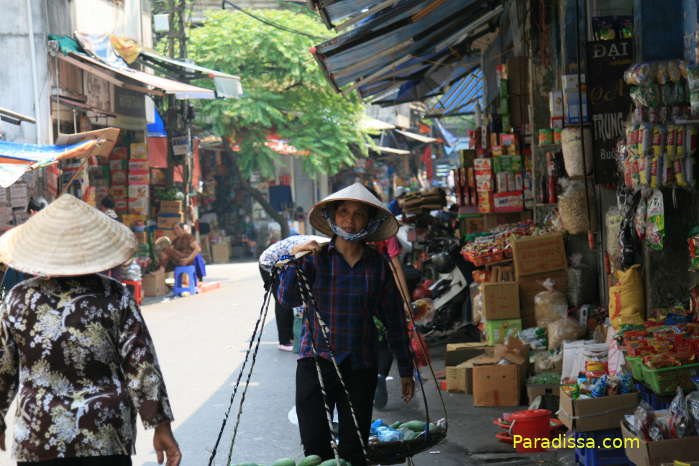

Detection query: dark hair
xmin=101 ymin=196 xmax=115 ymax=209
xmin=26 ymin=197 xmax=48 ymax=213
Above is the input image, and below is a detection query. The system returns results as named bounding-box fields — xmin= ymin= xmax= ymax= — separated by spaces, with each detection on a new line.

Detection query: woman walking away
xmin=0 ymin=194 xmax=181 ymax=466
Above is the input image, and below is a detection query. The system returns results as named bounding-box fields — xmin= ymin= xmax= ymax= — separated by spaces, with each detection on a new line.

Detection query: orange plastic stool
xmin=122 ymin=280 xmax=143 ymax=305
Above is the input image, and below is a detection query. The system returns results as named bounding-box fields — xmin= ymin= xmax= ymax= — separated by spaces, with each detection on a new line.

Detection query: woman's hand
xmin=291 ymin=240 xmax=323 ymax=256
xmin=153 ymin=422 xmax=181 ymax=466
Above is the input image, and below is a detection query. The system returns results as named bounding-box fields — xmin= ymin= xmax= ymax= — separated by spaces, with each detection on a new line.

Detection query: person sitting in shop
xmin=158 ymin=222 xmax=206 ymax=282
xmin=99 ymin=196 xmax=120 ymax=221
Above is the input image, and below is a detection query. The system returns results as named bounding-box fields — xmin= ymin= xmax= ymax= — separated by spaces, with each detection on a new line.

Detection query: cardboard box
xmin=157 ymin=214 xmax=181 ymax=230
xmin=621 ymin=422 xmax=699 ymax=466
xmin=494 ymin=192 xmax=523 ymax=213
xmin=484 ymin=319 xmax=522 ymax=345
xmin=130 ymin=143 xmax=148 ymax=161
xmin=476 ymin=173 xmax=493 ymax=191
xmin=518 ymin=269 xmax=568 ymax=328
xmin=445 ymin=342 xmax=489 ymax=366
xmin=128 ymin=172 xmax=149 ymax=185
xmin=558 ymin=390 xmax=638 ymax=432
xmin=160 ymin=200 xmax=184 ymax=214
xmin=478 ymin=191 xmax=494 ymax=214
xmin=110 ymin=160 xmax=127 ymax=171
xmin=512 ymin=232 xmax=567 ymax=278
xmin=143 ymin=269 xmax=167 ymax=297
xmin=211 ymin=242 xmax=230 ymax=263
xmin=472 ymin=338 xmax=528 ymax=406
xmin=526 ymin=383 xmax=560 ymax=403
xmin=481 ymin=282 xmax=520 ymax=320
xmin=111 ymin=169 xmax=128 ymax=185
xmin=129 ymin=160 xmax=150 ymax=172
xmin=474 ymin=158 xmax=492 ymax=171
xmin=446 ymin=360 xmax=473 ymax=393
xmin=128 ymin=185 xmax=149 ymax=199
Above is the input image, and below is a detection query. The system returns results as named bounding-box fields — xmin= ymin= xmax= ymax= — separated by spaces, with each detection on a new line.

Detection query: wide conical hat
xmin=309 ymin=182 xmax=398 ymax=242
xmin=0 ymin=194 xmax=137 ymax=277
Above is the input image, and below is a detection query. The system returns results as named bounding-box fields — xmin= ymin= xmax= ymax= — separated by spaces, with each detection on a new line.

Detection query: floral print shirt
xmin=0 ymin=274 xmax=173 ymax=461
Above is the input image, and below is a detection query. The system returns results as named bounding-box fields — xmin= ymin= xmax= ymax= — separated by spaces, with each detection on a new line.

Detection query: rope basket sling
xmin=207 ymin=250 xmax=448 ymax=466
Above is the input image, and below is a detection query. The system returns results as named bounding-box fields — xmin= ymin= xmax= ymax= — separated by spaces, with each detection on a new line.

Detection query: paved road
xmin=0 ymin=262 xmax=570 ymax=466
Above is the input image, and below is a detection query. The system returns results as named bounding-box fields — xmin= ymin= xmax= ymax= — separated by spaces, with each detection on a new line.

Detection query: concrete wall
xmin=0 ymin=0 xmax=52 ymax=144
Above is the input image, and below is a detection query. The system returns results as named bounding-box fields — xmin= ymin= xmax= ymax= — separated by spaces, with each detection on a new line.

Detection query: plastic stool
xmin=122 ymin=280 xmax=143 ymax=305
xmin=172 ymin=265 xmax=198 ymax=297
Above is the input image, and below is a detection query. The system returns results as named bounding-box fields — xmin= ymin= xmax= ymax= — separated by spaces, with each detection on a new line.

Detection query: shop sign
xmin=171 ymin=136 xmax=190 ymax=156
xmin=114 ymin=87 xmax=145 ymax=119
xmin=586 ymin=39 xmax=633 ymax=185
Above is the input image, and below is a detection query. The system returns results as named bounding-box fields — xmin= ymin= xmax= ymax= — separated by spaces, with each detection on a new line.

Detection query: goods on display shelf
xmin=461 ymin=221 xmax=553 ymax=267
xmin=618 ymin=60 xmax=698 ymax=191
xmin=620 ymin=321 xmax=699 ymax=394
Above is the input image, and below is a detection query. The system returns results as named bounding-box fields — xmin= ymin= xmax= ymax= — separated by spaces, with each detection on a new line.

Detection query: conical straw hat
xmin=309 ymin=182 xmax=398 ymax=242
xmin=0 ymin=194 xmax=137 ymax=277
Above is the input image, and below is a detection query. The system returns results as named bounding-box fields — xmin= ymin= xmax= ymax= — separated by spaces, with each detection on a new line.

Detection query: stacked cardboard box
xmin=444 ymin=342 xmax=489 ymax=393
xmin=109 ymin=147 xmax=129 ymax=214
xmin=471 ymin=337 xmax=529 ymax=406
xmin=512 ymin=232 xmax=568 ymax=328
xmin=479 ymin=266 xmax=522 ymax=346
xmin=128 ymin=143 xmax=149 ymax=217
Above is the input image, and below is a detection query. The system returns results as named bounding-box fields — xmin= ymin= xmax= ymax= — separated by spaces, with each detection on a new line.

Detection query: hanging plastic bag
xmin=646 ymin=189 xmax=665 ymax=250
xmin=561 ymin=128 xmax=593 ymax=177
xmin=535 ymin=278 xmax=568 ymax=327
xmin=548 ymin=317 xmax=586 ymax=350
xmin=609 ymin=264 xmax=645 ymax=329
xmin=567 ymin=254 xmax=598 ymax=307
xmin=558 ymin=180 xmax=591 ymax=235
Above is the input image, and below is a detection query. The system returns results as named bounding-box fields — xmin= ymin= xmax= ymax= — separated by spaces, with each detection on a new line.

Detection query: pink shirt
xmin=371 ymin=236 xmax=401 ymax=259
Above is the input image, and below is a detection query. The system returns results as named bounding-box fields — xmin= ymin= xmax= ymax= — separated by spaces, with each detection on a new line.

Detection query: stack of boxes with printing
xmin=109 ymin=147 xmax=129 ymax=215
xmin=9 ymin=183 xmax=29 ymax=225
xmin=492 ymin=133 xmax=524 ymax=213
xmin=156 ymin=200 xmax=184 ymax=240
xmin=128 ymin=143 xmax=149 ymax=218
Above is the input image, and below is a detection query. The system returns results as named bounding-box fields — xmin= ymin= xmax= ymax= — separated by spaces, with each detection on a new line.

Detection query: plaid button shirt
xmin=277 ymin=239 xmax=413 ymax=377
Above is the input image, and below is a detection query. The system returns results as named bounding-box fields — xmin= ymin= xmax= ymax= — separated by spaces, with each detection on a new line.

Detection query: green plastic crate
xmin=641 ymin=362 xmax=699 ymax=395
xmin=626 ymin=356 xmax=645 ymax=383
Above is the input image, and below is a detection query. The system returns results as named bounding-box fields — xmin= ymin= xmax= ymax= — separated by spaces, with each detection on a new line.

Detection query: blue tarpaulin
xmin=0 ymin=139 xmax=98 ymax=188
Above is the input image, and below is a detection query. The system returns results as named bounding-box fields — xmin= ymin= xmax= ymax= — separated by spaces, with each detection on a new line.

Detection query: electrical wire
xmin=221 ymin=0 xmax=329 ymax=40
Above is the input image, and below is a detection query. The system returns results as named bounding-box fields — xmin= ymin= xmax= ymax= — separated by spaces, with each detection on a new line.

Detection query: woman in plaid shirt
xmin=277 ymin=183 xmax=414 ymax=466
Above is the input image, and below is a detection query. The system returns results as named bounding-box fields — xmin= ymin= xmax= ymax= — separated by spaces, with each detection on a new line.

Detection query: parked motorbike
xmin=411 ymin=241 xmax=479 ymax=344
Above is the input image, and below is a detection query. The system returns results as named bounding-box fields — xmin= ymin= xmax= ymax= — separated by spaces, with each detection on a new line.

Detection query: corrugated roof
xmin=426 ymin=67 xmax=483 ymax=117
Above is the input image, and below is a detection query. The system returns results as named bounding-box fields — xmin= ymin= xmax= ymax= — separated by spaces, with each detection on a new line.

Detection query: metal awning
xmin=360 ymin=117 xmax=395 ymax=131
xmin=62 ymin=53 xmax=217 ymax=99
xmin=426 ymin=67 xmax=484 ymax=117
xmin=310 ymin=0 xmax=502 ymax=103
xmin=137 ymin=50 xmax=243 ymax=99
xmin=395 ymin=129 xmax=436 ymax=143
xmin=369 ymin=145 xmax=410 ymax=155
xmin=0 ymin=108 xmax=35 ymax=125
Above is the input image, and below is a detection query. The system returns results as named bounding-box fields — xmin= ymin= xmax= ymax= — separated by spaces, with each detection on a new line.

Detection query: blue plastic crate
xmin=635 ymin=381 xmax=675 ymax=410
xmin=574 ymin=430 xmax=632 ymax=466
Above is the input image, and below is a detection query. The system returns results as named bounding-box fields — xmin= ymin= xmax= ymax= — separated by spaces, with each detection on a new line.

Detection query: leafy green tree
xmin=188 ymin=9 xmax=368 ymax=237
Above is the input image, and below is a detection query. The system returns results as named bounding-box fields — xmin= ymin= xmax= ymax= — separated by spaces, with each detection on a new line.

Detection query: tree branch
xmin=225 ymin=147 xmax=290 ymax=239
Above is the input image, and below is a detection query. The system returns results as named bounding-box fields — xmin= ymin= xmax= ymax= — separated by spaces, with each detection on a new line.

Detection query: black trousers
xmin=296 ymin=358 xmax=377 ymax=466
xmin=260 ymin=265 xmax=294 ymax=345
xmin=18 ymin=456 xmax=131 ymax=466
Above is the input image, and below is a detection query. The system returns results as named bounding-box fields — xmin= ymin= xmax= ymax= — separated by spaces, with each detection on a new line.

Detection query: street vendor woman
xmin=0 ymin=194 xmax=181 ymax=466
xmin=277 ymin=183 xmax=415 ymax=466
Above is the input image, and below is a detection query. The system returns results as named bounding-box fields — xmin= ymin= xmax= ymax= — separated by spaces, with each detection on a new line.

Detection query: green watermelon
xmin=297 ymin=455 xmax=323 ymax=466
xmin=319 ymin=459 xmax=351 ymax=466
xmin=270 ymin=459 xmax=295 ymax=466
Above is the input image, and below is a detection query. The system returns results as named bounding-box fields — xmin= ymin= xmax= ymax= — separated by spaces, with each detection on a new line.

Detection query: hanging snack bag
xmin=646 ymin=189 xmax=665 ymax=250
xmin=689 ymin=226 xmax=699 ymax=271
xmin=634 ymin=197 xmax=647 ymax=240
xmin=687 ymin=64 xmax=699 ymax=117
